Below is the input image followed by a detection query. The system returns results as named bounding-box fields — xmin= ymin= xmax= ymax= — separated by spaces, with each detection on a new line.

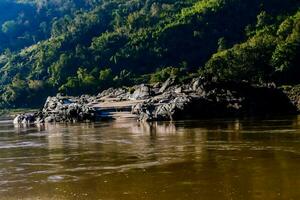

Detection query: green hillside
xmin=0 ymin=0 xmax=299 ymax=108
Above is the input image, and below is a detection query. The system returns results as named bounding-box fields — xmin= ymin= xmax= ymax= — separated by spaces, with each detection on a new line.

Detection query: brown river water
xmin=0 ymin=116 xmax=300 ymax=200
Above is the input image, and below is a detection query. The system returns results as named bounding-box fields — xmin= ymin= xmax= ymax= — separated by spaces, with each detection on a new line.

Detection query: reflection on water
xmin=0 ymin=116 xmax=300 ymax=199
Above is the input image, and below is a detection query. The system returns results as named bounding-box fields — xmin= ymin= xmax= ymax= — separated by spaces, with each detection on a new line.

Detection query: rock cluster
xmin=13 ymin=113 xmax=38 ymax=124
xmin=131 ymin=77 xmax=297 ymax=121
xmin=14 ymin=94 xmax=96 ymax=124
xmin=41 ymin=95 xmax=96 ymax=123
xmin=14 ymin=76 xmax=298 ymax=124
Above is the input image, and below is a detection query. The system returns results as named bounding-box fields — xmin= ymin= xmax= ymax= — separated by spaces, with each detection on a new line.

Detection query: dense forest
xmin=0 ymin=0 xmax=299 ymax=108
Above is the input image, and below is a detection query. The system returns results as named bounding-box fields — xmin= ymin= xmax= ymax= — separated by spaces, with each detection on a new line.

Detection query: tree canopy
xmin=0 ymin=0 xmax=299 ymax=108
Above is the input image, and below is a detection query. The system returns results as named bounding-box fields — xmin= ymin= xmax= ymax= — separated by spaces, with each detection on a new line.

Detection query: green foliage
xmin=0 ymin=0 xmax=299 ymax=108
xmin=99 ymin=68 xmax=113 ymax=84
xmin=202 ymin=10 xmax=300 ymax=84
xmin=0 ymin=74 xmax=49 ymax=108
xmin=150 ymin=67 xmax=180 ymax=83
xmin=59 ymin=67 xmax=98 ymax=94
xmin=0 ymin=0 xmax=100 ymax=52
xmin=113 ymin=70 xmax=135 ymax=87
xmin=203 ymin=32 xmax=277 ymax=82
xmin=271 ymin=12 xmax=300 ymax=84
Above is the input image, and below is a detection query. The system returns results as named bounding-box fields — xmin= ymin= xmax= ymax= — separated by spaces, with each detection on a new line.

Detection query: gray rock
xmin=159 ymin=77 xmax=175 ymax=93
xmin=132 ymin=78 xmax=299 ymax=121
xmin=45 ymin=116 xmax=55 ymax=123
xmin=15 ymin=94 xmax=97 ymax=124
xmin=97 ymin=88 xmax=129 ymax=100
xmin=175 ymin=87 xmax=182 ymax=94
xmin=13 ymin=113 xmax=36 ymax=124
xmin=131 ymin=84 xmax=151 ymax=100
xmin=153 ymin=82 xmax=161 ymax=89
xmin=14 ymin=76 xmax=298 ymax=124
xmin=13 ymin=115 xmax=21 ymax=124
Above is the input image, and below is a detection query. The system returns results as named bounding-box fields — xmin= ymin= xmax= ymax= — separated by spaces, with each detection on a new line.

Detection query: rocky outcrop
xmin=132 ymin=78 xmax=297 ymax=121
xmin=43 ymin=95 xmax=96 ymax=122
xmin=14 ymin=77 xmax=299 ymax=124
xmin=14 ymin=94 xmax=96 ymax=124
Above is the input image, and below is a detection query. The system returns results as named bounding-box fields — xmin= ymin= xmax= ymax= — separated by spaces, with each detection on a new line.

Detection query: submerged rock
xmin=13 ymin=113 xmax=36 ymax=124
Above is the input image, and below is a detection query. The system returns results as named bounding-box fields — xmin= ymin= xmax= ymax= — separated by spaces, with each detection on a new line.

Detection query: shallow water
xmin=0 ymin=116 xmax=300 ymax=200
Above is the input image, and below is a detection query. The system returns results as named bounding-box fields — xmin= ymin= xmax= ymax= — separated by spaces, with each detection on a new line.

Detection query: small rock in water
xmin=13 ymin=113 xmax=36 ymax=124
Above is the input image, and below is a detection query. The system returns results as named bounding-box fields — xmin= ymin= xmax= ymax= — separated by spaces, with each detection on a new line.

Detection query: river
xmin=0 ymin=116 xmax=300 ymax=199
